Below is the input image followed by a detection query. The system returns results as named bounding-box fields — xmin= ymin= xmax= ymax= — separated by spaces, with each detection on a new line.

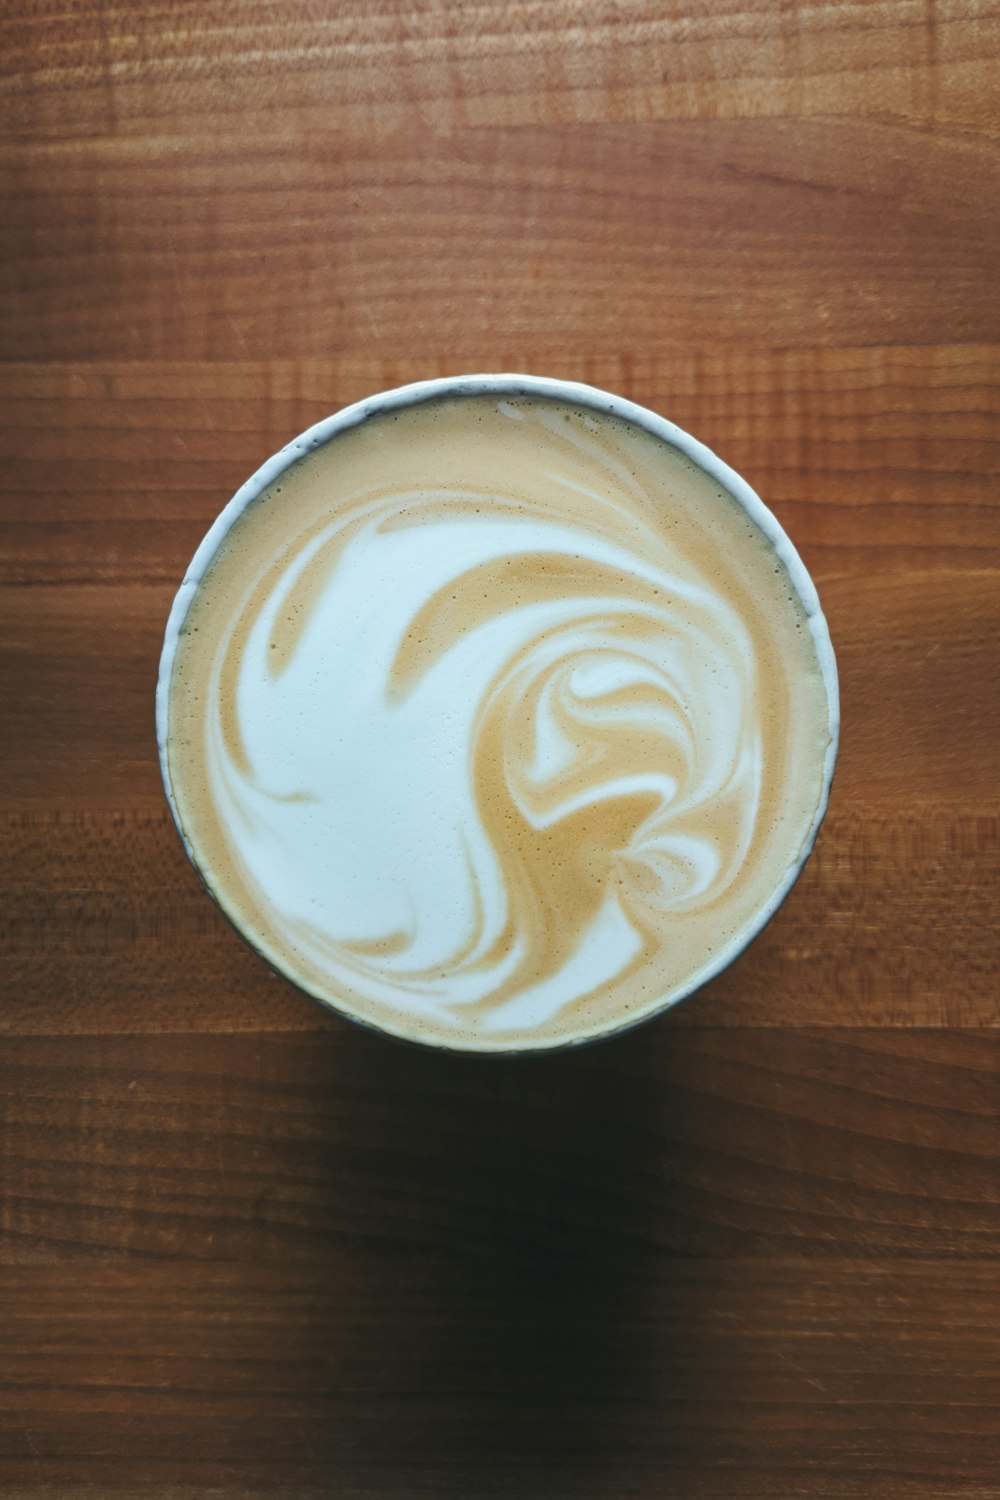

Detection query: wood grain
xmin=3 ymin=120 xmax=998 ymax=359
xmin=3 ymin=0 xmax=999 ymax=141
xmin=0 ymin=1260 xmax=996 ymax=1497
xmin=2 ymin=347 xmax=998 ymax=583
xmin=1 ymin=0 xmax=998 ymax=1495
xmin=1 ymin=1027 xmax=998 ymax=1262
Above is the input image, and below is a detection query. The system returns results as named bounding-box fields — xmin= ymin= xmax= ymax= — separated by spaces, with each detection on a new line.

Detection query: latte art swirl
xmin=164 ymin=391 xmax=835 ymax=1048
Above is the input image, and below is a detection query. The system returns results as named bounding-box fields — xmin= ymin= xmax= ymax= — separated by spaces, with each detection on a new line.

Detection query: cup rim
xmin=157 ymin=373 xmax=840 ymax=1054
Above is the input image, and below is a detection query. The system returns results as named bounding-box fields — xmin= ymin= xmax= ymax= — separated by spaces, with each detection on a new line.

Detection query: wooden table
xmin=2 ymin=3 xmax=998 ymax=1495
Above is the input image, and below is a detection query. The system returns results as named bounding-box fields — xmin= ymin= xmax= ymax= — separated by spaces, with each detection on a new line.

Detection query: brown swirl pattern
xmin=165 ymin=394 xmax=833 ymax=1047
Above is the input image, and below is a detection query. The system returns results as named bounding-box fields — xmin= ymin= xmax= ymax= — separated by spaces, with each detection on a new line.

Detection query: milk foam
xmin=164 ymin=390 xmax=835 ymax=1049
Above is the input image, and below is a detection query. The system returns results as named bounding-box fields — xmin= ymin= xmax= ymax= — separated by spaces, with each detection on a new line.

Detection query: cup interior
xmin=157 ymin=375 xmax=840 ymax=1052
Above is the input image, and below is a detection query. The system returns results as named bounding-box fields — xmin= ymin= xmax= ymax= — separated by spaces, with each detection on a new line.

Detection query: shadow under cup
xmin=156 ymin=374 xmax=840 ymax=1053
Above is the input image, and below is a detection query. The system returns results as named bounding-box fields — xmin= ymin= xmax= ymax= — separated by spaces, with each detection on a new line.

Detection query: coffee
xmin=161 ymin=383 xmax=836 ymax=1050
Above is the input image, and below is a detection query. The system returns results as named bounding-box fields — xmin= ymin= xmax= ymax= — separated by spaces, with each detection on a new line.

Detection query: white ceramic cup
xmin=157 ymin=375 xmax=840 ymax=1050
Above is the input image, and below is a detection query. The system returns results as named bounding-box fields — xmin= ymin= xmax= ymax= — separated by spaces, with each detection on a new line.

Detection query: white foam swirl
xmin=193 ymin=405 xmax=775 ymax=1038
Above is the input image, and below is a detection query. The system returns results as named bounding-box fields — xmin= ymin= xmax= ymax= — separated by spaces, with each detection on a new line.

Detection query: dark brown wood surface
xmin=2 ymin=3 xmax=999 ymax=1495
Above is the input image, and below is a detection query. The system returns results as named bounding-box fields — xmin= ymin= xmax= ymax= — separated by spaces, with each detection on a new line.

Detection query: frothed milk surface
xmin=165 ymin=392 xmax=834 ymax=1049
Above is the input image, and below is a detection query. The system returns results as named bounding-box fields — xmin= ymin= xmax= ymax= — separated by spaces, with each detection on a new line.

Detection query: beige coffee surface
xmin=166 ymin=394 xmax=833 ymax=1048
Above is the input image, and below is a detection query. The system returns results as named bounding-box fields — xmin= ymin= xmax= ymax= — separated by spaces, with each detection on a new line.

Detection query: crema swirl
xmin=162 ymin=388 xmax=836 ymax=1049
